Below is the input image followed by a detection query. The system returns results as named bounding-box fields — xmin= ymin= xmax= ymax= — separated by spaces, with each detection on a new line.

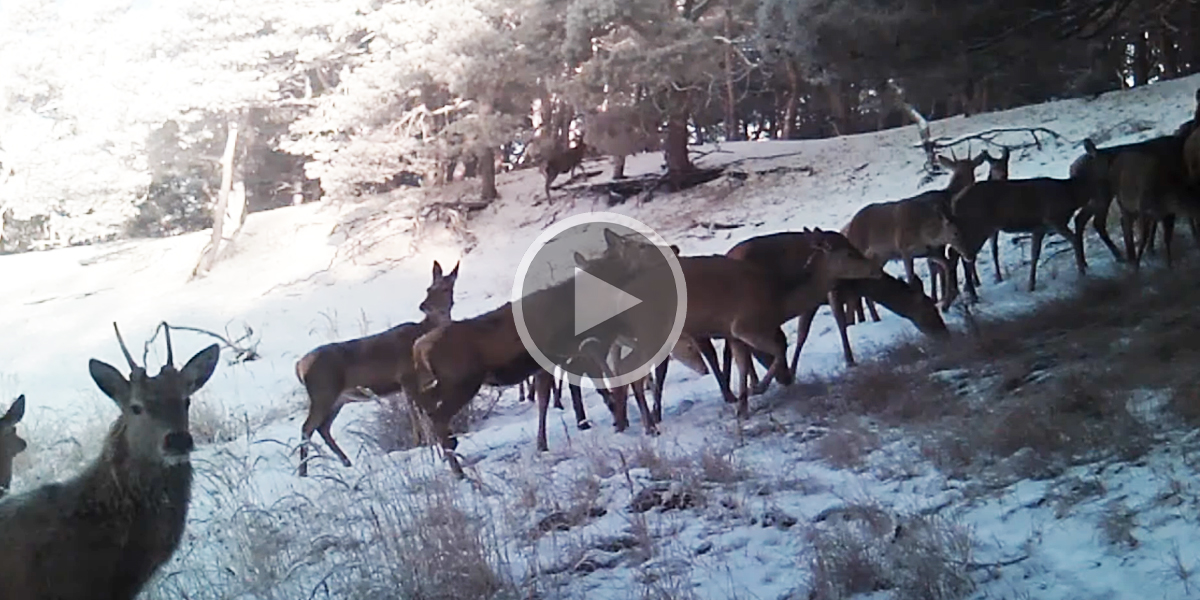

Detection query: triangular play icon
xmin=574 ymin=267 xmax=643 ymax=336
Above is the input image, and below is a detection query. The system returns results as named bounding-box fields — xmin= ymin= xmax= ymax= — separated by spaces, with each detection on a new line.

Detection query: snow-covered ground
xmin=5 ymin=74 xmax=1200 ymax=599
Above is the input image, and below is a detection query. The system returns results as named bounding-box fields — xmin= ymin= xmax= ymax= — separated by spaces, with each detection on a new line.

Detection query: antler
xmin=162 ymin=322 xmax=174 ymax=369
xmin=112 ymin=322 xmax=140 ymax=371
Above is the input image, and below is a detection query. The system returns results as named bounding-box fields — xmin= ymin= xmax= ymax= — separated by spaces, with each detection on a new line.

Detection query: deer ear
xmin=446 ymin=261 xmax=459 ymax=283
xmin=432 ymin=260 xmax=444 ymax=280
xmin=1083 ymin=139 xmax=1098 ymax=155
xmin=90 ymin=360 xmax=131 ymax=407
xmin=181 ymin=344 xmax=221 ymax=396
xmin=574 ymin=251 xmax=591 ymax=269
xmin=0 ymin=395 xmax=24 ymax=428
xmin=669 ymin=244 xmax=681 ymax=255
xmin=602 ymin=228 xmax=624 ymax=252
xmin=935 ymin=155 xmax=952 ymax=169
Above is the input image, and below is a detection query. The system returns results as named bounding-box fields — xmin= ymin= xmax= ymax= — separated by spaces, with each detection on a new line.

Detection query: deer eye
xmin=130 ymin=405 xmax=144 ymax=416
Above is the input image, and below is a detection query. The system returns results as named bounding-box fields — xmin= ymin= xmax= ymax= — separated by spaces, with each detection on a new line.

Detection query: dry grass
xmin=1097 ymin=498 xmax=1138 ymax=549
xmin=806 ymin=508 xmax=975 ymax=600
xmin=799 ymin=268 xmax=1200 ymax=479
xmin=811 ymin=416 xmax=881 ymax=470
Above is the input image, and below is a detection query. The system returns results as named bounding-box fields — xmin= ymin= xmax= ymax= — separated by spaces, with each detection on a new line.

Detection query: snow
xmin=4 ymin=74 xmax=1200 ymax=599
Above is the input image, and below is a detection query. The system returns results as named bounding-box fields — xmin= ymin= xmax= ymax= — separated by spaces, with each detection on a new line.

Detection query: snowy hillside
xmin=5 ymin=74 xmax=1200 ymax=599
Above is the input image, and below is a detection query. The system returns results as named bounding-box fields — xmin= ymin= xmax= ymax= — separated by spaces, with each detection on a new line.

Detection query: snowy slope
xmin=2 ymin=74 xmax=1200 ymax=599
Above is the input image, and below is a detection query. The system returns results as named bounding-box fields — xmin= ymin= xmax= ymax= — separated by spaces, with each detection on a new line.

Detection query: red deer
xmin=841 ymin=151 xmax=984 ymax=315
xmin=408 ymin=229 xmax=658 ymax=474
xmin=1069 ymin=135 xmax=1191 ymax=263
xmin=0 ymin=322 xmax=219 ymax=600
xmin=543 ymin=137 xmax=588 ymax=201
xmin=980 ymin=147 xmax=1011 ymax=284
xmin=1098 ymin=144 xmax=1200 ymax=269
xmin=947 ymin=176 xmax=1091 ymax=294
xmin=0 ymin=395 xmax=26 ymax=498
xmin=652 ymin=230 xmax=883 ymax=418
xmin=294 ymin=260 xmax=458 ymax=477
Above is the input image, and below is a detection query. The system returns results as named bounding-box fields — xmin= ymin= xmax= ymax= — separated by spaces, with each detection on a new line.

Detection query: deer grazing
xmin=408 ymin=229 xmax=655 ymax=475
xmin=0 ymin=322 xmax=219 ymax=600
xmin=543 ymin=136 xmax=588 ymax=201
xmin=294 ymin=260 xmax=458 ymax=477
xmin=0 ymin=394 xmax=27 ymax=498
xmin=840 ymin=151 xmax=985 ymax=314
xmin=947 ymin=174 xmax=1091 ymax=294
xmin=663 ymin=229 xmax=883 ymax=418
xmin=699 ymin=231 xmax=946 ymax=395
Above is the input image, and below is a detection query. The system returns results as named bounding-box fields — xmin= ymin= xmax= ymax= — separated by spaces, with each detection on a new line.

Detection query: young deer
xmin=0 ymin=394 xmax=27 ymax=498
xmin=407 ymin=229 xmax=652 ymax=475
xmin=0 ymin=322 xmax=219 ymax=600
xmin=543 ymin=137 xmax=588 ymax=201
xmin=294 ymin=260 xmax=458 ymax=477
xmin=841 ymin=151 xmax=984 ymax=314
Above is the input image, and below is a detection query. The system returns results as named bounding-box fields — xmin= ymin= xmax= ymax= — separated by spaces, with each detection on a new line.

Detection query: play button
xmin=574 ymin=267 xmax=642 ymax=335
xmin=512 ymin=212 xmax=686 ymax=390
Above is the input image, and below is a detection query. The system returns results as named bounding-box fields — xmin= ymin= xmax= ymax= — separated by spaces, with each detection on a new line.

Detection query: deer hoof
xmin=577 ymin=419 xmax=592 ymax=431
xmin=341 ymin=457 xmax=353 ymax=467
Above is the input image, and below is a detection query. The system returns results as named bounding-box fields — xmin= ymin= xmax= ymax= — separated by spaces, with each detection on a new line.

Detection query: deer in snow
xmin=948 ymin=173 xmax=1091 ymax=295
xmin=1094 ymin=141 xmax=1200 ymax=269
xmin=0 ymin=394 xmax=27 ymax=498
xmin=660 ymin=230 xmax=884 ymax=418
xmin=0 ymin=322 xmax=219 ymax=600
xmin=715 ymin=232 xmax=948 ymax=389
xmin=294 ymin=260 xmax=458 ymax=477
xmin=1069 ymin=134 xmax=1194 ymax=264
xmin=407 ymin=229 xmax=656 ymax=475
xmin=840 ymin=150 xmax=984 ymax=315
xmin=543 ymin=136 xmax=588 ymax=201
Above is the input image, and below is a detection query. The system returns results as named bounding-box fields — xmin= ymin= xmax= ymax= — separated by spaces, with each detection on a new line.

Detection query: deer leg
xmin=692 ymin=336 xmax=736 ymax=404
xmin=865 ymin=297 xmax=881 ymax=322
xmin=990 ymin=231 xmax=1003 ymax=282
xmin=926 ymin=255 xmax=956 ymax=310
xmin=314 ymin=404 xmax=353 ymax=468
xmin=1164 ymin=214 xmax=1177 ymax=268
xmin=534 ymin=370 xmax=554 ymax=452
xmin=730 ymin=340 xmax=754 ymax=418
xmin=1027 ymin=229 xmax=1046 ymax=292
xmin=568 ymin=382 xmax=591 ymax=430
xmin=552 ymin=376 xmax=564 ymax=410
xmin=651 ymin=357 xmax=669 ymax=424
xmin=733 ymin=322 xmax=792 ymax=394
xmin=628 ymin=376 xmax=659 ymax=437
xmin=1089 ymin=200 xmax=1126 ymax=263
xmin=791 ymin=306 xmax=820 ymax=375
xmin=1119 ymin=212 xmax=1139 ymax=268
xmin=1189 ymin=216 xmax=1200 ymax=250
xmin=1132 ymin=215 xmax=1153 ymax=269
xmin=903 ymin=255 xmax=923 ymax=293
xmin=828 ymin=290 xmax=856 ymax=366
xmin=1052 ymin=219 xmax=1087 ymax=276
xmin=1145 ymin=218 xmax=1159 ymax=256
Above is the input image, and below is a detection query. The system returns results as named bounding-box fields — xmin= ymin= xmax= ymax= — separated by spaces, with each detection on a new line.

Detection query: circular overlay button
xmin=512 ymin=212 xmax=687 ymax=390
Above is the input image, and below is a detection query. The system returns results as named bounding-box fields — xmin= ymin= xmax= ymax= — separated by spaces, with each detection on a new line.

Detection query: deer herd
xmin=1 ymin=89 xmax=1200 ymax=599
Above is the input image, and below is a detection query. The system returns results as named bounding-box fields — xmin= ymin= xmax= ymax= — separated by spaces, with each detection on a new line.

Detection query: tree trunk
xmin=463 ymin=154 xmax=479 ymax=179
xmin=722 ymin=8 xmax=740 ymax=142
xmin=664 ymin=89 xmax=693 ymax=189
xmin=1161 ymin=26 xmax=1179 ymax=79
xmin=1133 ymin=31 xmax=1151 ymax=86
xmin=826 ymin=82 xmax=848 ymax=136
xmin=479 ymin=147 xmax=497 ymax=201
xmin=194 ymin=115 xmax=241 ymax=278
xmin=782 ymin=60 xmax=800 ymax=140
xmin=612 ymin=154 xmax=627 ymax=179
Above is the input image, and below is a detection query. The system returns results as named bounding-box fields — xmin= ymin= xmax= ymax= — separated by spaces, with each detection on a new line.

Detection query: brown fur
xmin=1069 ymin=135 xmax=1191 ymax=264
xmin=663 ymin=229 xmax=883 ymax=418
xmin=1102 ymin=147 xmax=1200 ymax=269
xmin=543 ymin=137 xmax=588 ymax=200
xmin=294 ymin=260 xmax=458 ymax=477
xmin=949 ymin=177 xmax=1091 ymax=294
xmin=408 ymin=230 xmax=654 ymax=474
xmin=0 ymin=395 xmax=27 ymax=498
xmin=0 ymin=323 xmax=219 ymax=600
xmin=841 ymin=152 xmax=984 ymax=313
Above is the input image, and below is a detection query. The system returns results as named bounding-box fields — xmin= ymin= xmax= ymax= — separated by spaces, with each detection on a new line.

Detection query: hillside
xmin=4 ymin=73 xmax=1200 ymax=599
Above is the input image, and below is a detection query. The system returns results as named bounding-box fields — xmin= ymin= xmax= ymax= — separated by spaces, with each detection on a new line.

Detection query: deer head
xmin=936 ymin=150 xmax=987 ymax=193
xmin=418 ymin=260 xmax=459 ymax=322
xmin=985 ymin=148 xmax=1011 ymax=180
xmin=0 ymin=394 xmax=27 ymax=492
xmin=803 ymin=233 xmax=884 ymax=281
xmin=88 ymin=323 xmax=220 ymax=467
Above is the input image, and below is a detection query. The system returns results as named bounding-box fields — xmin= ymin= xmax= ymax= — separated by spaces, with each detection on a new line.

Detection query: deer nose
xmin=163 ymin=432 xmax=194 ymax=454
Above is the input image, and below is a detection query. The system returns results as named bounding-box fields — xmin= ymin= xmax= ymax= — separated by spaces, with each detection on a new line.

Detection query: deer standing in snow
xmin=0 ymin=322 xmax=219 ymax=600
